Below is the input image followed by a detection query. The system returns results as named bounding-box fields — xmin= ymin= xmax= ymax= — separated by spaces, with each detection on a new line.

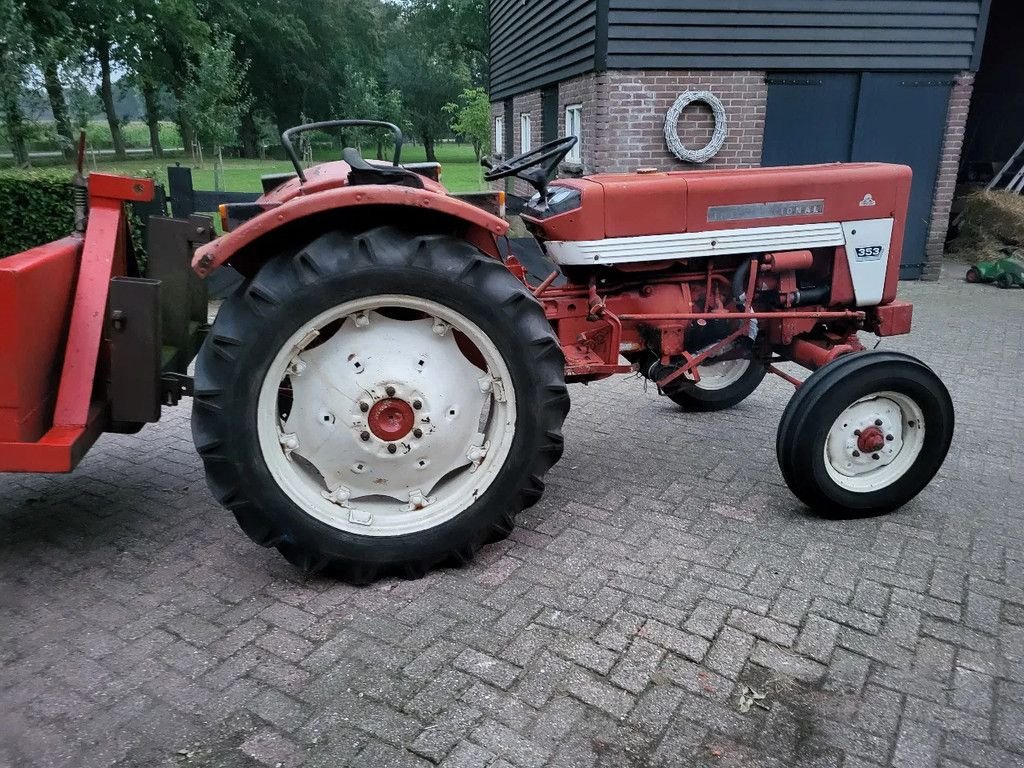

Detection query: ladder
xmin=985 ymin=136 xmax=1024 ymax=194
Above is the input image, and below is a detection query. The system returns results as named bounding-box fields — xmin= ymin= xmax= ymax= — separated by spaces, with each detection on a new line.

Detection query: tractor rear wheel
xmin=776 ymin=351 xmax=953 ymax=517
xmin=665 ymin=356 xmax=768 ymax=411
xmin=192 ymin=227 xmax=569 ymax=582
xmin=996 ymin=273 xmax=1014 ymax=289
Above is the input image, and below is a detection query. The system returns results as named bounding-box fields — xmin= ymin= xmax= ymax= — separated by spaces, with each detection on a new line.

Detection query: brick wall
xmin=511 ymin=91 xmax=543 ymax=196
xmin=558 ymin=74 xmax=600 ymax=175
xmin=923 ymin=71 xmax=975 ymax=280
xmin=512 ymin=91 xmax=542 ymax=154
xmin=593 ymin=71 xmax=767 ymax=173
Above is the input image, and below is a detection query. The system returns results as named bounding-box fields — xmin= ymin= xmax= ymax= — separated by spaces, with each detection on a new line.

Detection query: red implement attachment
xmin=0 ymin=173 xmax=154 ymax=472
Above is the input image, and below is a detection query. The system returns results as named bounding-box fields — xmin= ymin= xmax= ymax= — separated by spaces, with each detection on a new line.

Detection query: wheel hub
xmin=256 ymin=297 xmax=518 ymax=537
xmin=856 ymin=425 xmax=886 ymax=454
xmin=823 ymin=392 xmax=927 ymax=492
xmin=367 ymin=397 xmax=415 ymax=441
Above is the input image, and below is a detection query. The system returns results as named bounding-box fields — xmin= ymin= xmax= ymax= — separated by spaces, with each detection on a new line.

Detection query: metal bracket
xmin=161 ymin=373 xmax=194 ymax=406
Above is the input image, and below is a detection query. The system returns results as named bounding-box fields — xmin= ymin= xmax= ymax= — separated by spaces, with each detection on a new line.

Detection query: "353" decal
xmin=855 ymin=245 xmax=884 ymax=261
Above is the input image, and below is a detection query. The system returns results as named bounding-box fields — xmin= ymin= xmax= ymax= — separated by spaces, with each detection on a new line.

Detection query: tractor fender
xmin=191 ymin=185 xmax=510 ymax=277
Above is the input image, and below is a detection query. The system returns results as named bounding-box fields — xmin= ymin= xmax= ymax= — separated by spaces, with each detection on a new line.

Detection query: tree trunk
xmin=43 ymin=62 xmax=74 ymax=159
xmin=176 ymin=107 xmax=195 ymax=156
xmin=238 ymin=110 xmax=259 ymax=159
xmin=142 ymin=82 xmax=163 ymax=158
xmin=96 ymin=39 xmax=126 ymax=160
xmin=422 ymin=135 xmax=437 ymax=163
xmin=2 ymin=91 xmax=29 ymax=166
xmin=376 ymin=139 xmax=384 ymax=161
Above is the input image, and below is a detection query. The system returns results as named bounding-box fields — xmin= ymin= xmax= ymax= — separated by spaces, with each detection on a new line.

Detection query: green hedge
xmin=0 ymin=170 xmax=74 ymax=258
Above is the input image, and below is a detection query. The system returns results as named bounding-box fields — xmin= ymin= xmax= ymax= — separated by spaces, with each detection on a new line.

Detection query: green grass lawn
xmin=14 ymin=142 xmax=487 ymax=195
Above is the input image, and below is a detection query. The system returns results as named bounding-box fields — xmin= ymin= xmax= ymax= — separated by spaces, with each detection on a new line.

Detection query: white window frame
xmin=564 ymin=105 xmax=582 ymax=163
xmin=520 ymin=113 xmax=532 ymax=153
xmin=494 ymin=115 xmax=505 ymax=158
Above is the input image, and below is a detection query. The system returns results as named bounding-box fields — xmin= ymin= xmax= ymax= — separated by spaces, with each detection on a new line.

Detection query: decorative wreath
xmin=663 ymin=91 xmax=728 ymax=164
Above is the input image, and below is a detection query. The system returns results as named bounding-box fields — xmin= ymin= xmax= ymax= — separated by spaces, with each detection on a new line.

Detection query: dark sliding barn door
xmin=763 ymin=73 xmax=952 ymax=279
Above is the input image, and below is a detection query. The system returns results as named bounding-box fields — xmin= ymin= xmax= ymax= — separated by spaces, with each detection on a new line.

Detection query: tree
xmin=389 ymin=29 xmax=469 ymax=163
xmin=181 ymin=34 xmax=251 ymax=187
xmin=67 ymin=0 xmax=130 ymax=159
xmin=127 ymin=0 xmax=209 ymax=158
xmin=22 ymin=0 xmax=77 ymax=156
xmin=335 ymin=67 xmax=404 ymax=159
xmin=444 ymin=87 xmax=489 ymax=161
xmin=406 ymin=0 xmax=487 ymax=85
xmin=0 ymin=0 xmax=32 ymax=166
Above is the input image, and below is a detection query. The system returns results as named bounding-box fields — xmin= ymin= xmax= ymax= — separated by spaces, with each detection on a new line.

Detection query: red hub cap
xmin=857 ymin=426 xmax=886 ymax=454
xmin=367 ymin=398 xmax=415 ymax=441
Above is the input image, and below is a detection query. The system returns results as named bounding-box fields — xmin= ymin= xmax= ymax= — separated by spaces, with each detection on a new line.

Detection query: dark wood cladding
xmin=489 ymin=0 xmax=598 ymax=100
xmin=490 ymin=0 xmax=989 ymax=100
xmin=606 ymin=0 xmax=987 ymax=71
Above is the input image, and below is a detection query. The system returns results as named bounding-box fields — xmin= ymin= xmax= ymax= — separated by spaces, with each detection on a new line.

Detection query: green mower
xmin=966 ymin=249 xmax=1024 ymax=289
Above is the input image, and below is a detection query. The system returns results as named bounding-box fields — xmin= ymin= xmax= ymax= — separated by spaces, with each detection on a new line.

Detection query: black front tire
xmin=665 ymin=358 xmax=768 ymax=411
xmin=776 ymin=351 xmax=954 ymax=517
xmin=192 ymin=227 xmax=570 ymax=582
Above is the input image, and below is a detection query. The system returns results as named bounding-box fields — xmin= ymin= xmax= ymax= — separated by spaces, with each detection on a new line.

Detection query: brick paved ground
xmin=1 ymin=264 xmax=1022 ymax=768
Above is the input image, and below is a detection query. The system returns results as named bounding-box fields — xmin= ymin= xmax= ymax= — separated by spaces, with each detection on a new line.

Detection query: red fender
xmin=191 ymin=184 xmax=510 ymax=277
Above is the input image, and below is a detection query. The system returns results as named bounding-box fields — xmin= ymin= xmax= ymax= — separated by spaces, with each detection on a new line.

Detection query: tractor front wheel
xmin=776 ymin=351 xmax=953 ymax=517
xmin=664 ymin=356 xmax=767 ymax=411
xmin=192 ymin=227 xmax=569 ymax=582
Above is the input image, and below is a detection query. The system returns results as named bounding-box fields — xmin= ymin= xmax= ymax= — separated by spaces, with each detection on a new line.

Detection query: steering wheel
xmin=482 ymin=135 xmax=578 ymax=184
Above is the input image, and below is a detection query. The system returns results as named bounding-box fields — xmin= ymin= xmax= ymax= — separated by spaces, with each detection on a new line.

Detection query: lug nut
xmin=854 ymin=429 xmax=861 ymax=436
xmin=359 ymin=401 xmax=369 ymax=413
xmin=413 ymin=428 xmax=423 ymax=438
xmin=412 ymin=399 xmax=422 ymax=410
xmin=360 ymin=431 xmax=370 ymax=441
xmin=387 ymin=443 xmax=397 ymax=454
xmin=886 ymin=434 xmax=894 ymax=442
xmin=874 ymin=419 xmax=883 ymax=426
xmin=872 ymin=453 xmax=880 ymax=460
xmin=852 ymin=450 xmax=861 ymax=457
xmin=385 ymin=385 xmax=396 ymax=397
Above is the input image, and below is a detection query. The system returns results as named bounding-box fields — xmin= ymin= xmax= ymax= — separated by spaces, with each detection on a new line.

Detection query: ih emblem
xmin=859 ymin=194 xmax=877 ymax=207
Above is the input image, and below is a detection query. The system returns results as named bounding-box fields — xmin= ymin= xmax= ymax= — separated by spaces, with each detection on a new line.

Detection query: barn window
xmin=494 ymin=116 xmax=505 ymax=158
xmin=564 ymin=105 xmax=582 ymax=163
xmin=520 ymin=113 xmax=532 ymax=153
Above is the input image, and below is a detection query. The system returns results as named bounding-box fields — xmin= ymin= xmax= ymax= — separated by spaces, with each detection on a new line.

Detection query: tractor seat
xmin=342 ymin=147 xmax=424 ymax=189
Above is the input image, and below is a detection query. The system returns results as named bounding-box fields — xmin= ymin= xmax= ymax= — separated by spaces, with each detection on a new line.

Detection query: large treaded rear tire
xmin=192 ymin=227 xmax=569 ymax=582
xmin=776 ymin=351 xmax=954 ymax=517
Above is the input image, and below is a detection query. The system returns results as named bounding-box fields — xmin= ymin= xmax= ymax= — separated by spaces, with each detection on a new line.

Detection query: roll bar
xmin=281 ymin=120 xmax=405 ymax=183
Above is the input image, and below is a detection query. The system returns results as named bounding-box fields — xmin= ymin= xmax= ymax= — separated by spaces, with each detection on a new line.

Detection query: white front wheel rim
xmin=256 ymin=295 xmax=517 ymax=536
xmin=824 ymin=391 xmax=926 ymax=493
xmin=689 ymin=358 xmax=751 ymax=391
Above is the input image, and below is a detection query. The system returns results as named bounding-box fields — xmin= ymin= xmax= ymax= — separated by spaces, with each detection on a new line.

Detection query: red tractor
xmin=1 ymin=121 xmax=954 ymax=582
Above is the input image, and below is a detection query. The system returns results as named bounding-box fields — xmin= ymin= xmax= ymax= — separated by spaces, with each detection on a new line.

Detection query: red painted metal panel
xmin=192 ymin=183 xmax=510 ymax=276
xmin=87 ymin=173 xmax=155 ymax=202
xmin=0 ymin=404 xmax=106 ymax=473
xmin=0 ymin=237 xmax=80 ymax=442
xmin=52 ymin=200 xmax=125 ymax=428
xmin=0 ymin=172 xmax=153 ymax=473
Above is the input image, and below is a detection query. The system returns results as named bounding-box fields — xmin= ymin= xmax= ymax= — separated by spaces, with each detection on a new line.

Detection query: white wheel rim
xmin=256 ymin=295 xmax=517 ymax=536
xmin=688 ymin=358 xmax=751 ymax=391
xmin=823 ymin=390 xmax=926 ymax=493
